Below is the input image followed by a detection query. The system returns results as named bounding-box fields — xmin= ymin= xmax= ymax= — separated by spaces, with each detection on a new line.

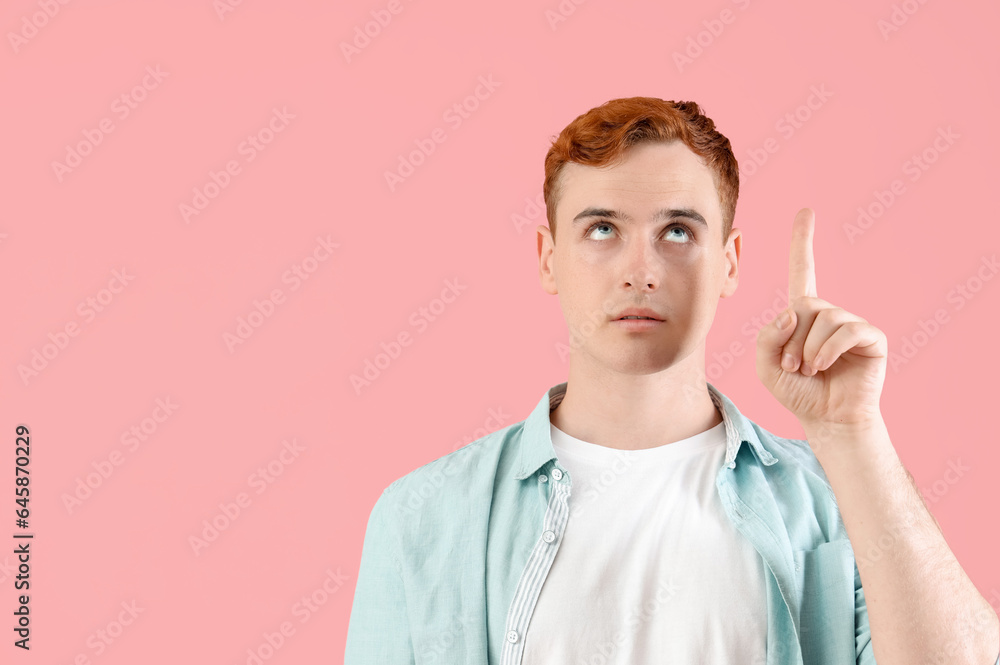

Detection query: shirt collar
xmin=513 ymin=381 xmax=779 ymax=480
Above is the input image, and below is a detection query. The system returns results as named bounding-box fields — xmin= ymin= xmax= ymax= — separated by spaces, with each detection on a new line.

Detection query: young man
xmin=345 ymin=98 xmax=999 ymax=664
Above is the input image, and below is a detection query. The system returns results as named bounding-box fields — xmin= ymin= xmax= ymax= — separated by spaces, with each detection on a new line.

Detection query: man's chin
xmin=582 ymin=348 xmax=687 ymax=376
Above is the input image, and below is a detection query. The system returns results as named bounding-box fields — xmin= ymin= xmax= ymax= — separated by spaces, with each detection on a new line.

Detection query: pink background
xmin=3 ymin=0 xmax=998 ymax=661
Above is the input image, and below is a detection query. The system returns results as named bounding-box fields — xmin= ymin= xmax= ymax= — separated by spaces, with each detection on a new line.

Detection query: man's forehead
xmin=557 ymin=145 xmax=721 ymax=221
xmin=560 ymin=164 xmax=705 ymax=193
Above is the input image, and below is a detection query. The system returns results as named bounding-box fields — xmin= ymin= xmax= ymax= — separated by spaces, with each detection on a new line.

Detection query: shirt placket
xmin=499 ymin=464 xmax=572 ymax=665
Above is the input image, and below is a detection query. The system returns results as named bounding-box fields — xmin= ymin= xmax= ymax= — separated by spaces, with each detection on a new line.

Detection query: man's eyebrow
xmin=571 ymin=207 xmax=709 ymax=228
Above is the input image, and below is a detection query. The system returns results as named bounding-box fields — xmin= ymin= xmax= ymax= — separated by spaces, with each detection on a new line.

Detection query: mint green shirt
xmin=345 ymin=381 xmax=998 ymax=664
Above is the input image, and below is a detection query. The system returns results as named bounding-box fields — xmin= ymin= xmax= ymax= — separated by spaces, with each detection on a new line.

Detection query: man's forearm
xmin=804 ymin=416 xmax=999 ymax=665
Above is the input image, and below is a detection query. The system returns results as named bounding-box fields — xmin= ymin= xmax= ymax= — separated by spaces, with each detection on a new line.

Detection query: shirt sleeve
xmin=344 ymin=490 xmax=415 ymax=665
xmin=854 ymin=555 xmax=877 ymax=665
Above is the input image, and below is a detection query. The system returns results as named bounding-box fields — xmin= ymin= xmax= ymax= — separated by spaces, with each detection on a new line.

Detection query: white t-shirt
xmin=521 ymin=420 xmax=768 ymax=664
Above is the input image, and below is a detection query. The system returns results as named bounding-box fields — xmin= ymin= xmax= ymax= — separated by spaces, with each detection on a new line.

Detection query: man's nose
xmin=622 ymin=240 xmax=659 ymax=290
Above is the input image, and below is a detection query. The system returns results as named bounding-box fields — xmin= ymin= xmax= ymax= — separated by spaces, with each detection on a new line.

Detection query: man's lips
xmin=611 ymin=317 xmax=664 ymax=331
xmin=611 ymin=307 xmax=665 ymax=332
xmin=612 ymin=307 xmax=664 ymax=321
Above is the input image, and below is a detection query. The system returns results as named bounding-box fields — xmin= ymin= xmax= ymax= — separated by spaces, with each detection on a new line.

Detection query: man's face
xmin=537 ymin=140 xmax=741 ymax=376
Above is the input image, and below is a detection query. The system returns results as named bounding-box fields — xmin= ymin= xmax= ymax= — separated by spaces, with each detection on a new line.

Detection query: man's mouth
xmin=613 ymin=307 xmax=664 ymax=321
xmin=611 ymin=310 xmax=665 ymax=331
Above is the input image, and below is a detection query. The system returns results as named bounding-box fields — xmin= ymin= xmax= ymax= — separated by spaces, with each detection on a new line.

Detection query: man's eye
xmin=665 ymin=224 xmax=693 ymax=243
xmin=585 ymin=222 xmax=693 ymax=242
xmin=585 ymin=222 xmax=615 ymax=239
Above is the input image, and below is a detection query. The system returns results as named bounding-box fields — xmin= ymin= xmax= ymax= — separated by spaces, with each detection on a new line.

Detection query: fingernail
xmin=777 ymin=311 xmax=791 ymax=329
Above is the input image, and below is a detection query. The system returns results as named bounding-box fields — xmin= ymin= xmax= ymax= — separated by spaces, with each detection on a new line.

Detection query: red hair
xmin=543 ymin=97 xmax=739 ymax=246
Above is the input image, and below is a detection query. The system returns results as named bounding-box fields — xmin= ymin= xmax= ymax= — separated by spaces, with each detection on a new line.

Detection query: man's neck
xmin=550 ymin=359 xmax=722 ymax=451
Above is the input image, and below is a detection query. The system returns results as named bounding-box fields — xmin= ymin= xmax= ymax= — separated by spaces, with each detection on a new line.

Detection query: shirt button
xmin=539 ymin=474 xmax=548 ymax=483
xmin=506 ymin=629 xmax=519 ymax=644
xmin=551 ymin=468 xmax=563 ymax=481
xmin=542 ymin=529 xmax=556 ymax=543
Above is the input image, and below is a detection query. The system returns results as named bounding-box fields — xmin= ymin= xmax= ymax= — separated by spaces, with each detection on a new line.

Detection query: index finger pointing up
xmin=789 ymin=207 xmax=818 ymax=300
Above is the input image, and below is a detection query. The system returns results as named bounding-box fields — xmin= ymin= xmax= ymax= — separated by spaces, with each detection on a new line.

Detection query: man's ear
xmin=720 ymin=227 xmax=741 ymax=299
xmin=537 ymin=225 xmax=558 ymax=295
